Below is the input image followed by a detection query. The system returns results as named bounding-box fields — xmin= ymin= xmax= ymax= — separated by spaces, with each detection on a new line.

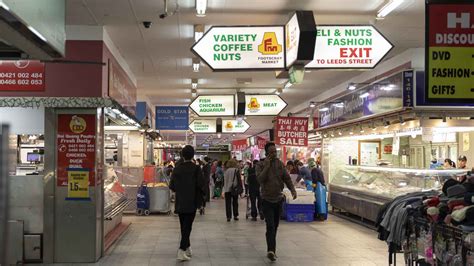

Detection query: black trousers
xmin=249 ymin=189 xmax=263 ymax=219
xmin=262 ymin=199 xmax=282 ymax=253
xmin=224 ymin=192 xmax=239 ymax=219
xmin=178 ymin=212 xmax=196 ymax=250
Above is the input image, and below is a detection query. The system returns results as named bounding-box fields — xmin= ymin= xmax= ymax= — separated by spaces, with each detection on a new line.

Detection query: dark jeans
xmin=245 ymin=184 xmax=249 ymax=195
xmin=249 ymin=189 xmax=263 ymax=219
xmin=224 ymin=192 xmax=239 ymax=219
xmin=178 ymin=212 xmax=196 ymax=250
xmin=262 ymin=199 xmax=282 ymax=253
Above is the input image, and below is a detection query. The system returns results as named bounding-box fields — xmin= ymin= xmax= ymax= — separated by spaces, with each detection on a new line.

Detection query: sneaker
xmin=185 ymin=247 xmax=193 ymax=258
xmin=234 ymin=217 xmax=239 ymax=221
xmin=177 ymin=249 xmax=190 ymax=261
xmin=267 ymin=251 xmax=276 ymax=262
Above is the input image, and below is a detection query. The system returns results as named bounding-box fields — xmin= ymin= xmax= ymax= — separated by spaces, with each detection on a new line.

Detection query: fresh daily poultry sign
xmin=425 ymin=1 xmax=474 ymax=103
xmin=306 ymin=25 xmax=393 ymax=69
xmin=192 ymin=26 xmax=285 ymax=70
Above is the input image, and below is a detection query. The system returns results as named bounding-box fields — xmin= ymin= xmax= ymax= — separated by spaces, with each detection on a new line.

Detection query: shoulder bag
xmin=230 ymin=168 xmax=243 ymax=196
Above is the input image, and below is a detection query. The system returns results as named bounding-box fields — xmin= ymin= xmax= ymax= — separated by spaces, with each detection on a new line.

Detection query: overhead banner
xmin=0 ymin=60 xmax=45 ymax=91
xmin=245 ymin=94 xmax=288 ymax=116
xmin=306 ymin=25 xmax=393 ymax=69
xmin=275 ymin=117 xmax=308 ymax=147
xmin=257 ymin=136 xmax=267 ymax=149
xmin=57 ymin=114 xmax=96 ymax=187
xmin=285 ymin=11 xmax=317 ymax=68
xmin=192 ymin=26 xmax=285 ymax=71
xmin=189 ymin=95 xmax=234 ymax=117
xmin=232 ymin=139 xmax=248 ymax=151
xmin=155 ymin=106 xmax=189 ymax=130
xmin=426 ymin=1 xmax=474 ymax=103
xmin=188 ymin=120 xmax=217 ymax=133
xmin=222 ymin=119 xmax=250 ymax=134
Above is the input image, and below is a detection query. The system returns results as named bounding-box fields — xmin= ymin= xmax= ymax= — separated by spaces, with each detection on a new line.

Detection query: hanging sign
xmin=245 ymin=94 xmax=288 ymax=116
xmin=192 ymin=26 xmax=285 ymax=71
xmin=257 ymin=136 xmax=267 ymax=149
xmin=155 ymin=106 xmax=189 ymax=130
xmin=57 ymin=114 xmax=96 ymax=187
xmin=232 ymin=139 xmax=248 ymax=151
xmin=274 ymin=117 xmax=308 ymax=147
xmin=222 ymin=119 xmax=250 ymax=133
xmin=306 ymin=25 xmax=393 ymax=69
xmin=189 ymin=95 xmax=234 ymax=117
xmin=0 ymin=60 xmax=45 ymax=91
xmin=285 ymin=11 xmax=317 ymax=68
xmin=426 ymin=1 xmax=474 ymax=103
xmin=66 ymin=168 xmax=90 ymax=200
xmin=188 ymin=120 xmax=217 ymax=133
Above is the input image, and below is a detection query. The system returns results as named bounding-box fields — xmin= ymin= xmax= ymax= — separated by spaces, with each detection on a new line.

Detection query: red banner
xmin=232 ymin=139 xmax=248 ymax=151
xmin=274 ymin=116 xmax=308 ymax=147
xmin=57 ymin=114 xmax=96 ymax=186
xmin=257 ymin=136 xmax=267 ymax=149
xmin=0 ymin=60 xmax=45 ymax=91
xmin=428 ymin=4 xmax=474 ymax=47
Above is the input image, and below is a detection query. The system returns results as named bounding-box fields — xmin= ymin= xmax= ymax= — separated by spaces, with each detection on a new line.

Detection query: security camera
xmin=159 ymin=13 xmax=167 ymax=19
xmin=142 ymin=21 xmax=152 ymax=28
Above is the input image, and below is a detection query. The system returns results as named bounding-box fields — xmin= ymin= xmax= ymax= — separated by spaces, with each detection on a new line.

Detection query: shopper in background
xmin=200 ymin=157 xmax=212 ymax=215
xmin=248 ymin=159 xmax=263 ymax=221
xmin=257 ymin=142 xmax=297 ymax=262
xmin=169 ymin=145 xmax=206 ymax=261
xmin=311 ymin=156 xmax=326 ymax=187
xmin=286 ymin=160 xmax=298 ymax=175
xmin=458 ymin=156 xmax=468 ymax=169
xmin=444 ymin=159 xmax=456 ymax=169
xmin=223 ymin=159 xmax=242 ymax=221
xmin=213 ymin=161 xmax=225 ymax=199
xmin=243 ymin=161 xmax=251 ymax=197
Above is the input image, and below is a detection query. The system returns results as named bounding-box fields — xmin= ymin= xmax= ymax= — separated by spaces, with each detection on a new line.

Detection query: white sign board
xmin=192 ymin=26 xmax=285 ymax=70
xmin=306 ymin=25 xmax=393 ymax=69
xmin=189 ymin=120 xmax=217 ymax=133
xmin=189 ymin=95 xmax=234 ymax=117
xmin=222 ymin=120 xmax=250 ymax=133
xmin=245 ymin=94 xmax=287 ymax=116
xmin=285 ymin=13 xmax=300 ymax=68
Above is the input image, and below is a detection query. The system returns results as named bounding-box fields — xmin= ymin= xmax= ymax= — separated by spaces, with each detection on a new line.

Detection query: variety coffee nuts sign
xmin=245 ymin=94 xmax=287 ymax=116
xmin=192 ymin=26 xmax=285 ymax=70
xmin=189 ymin=95 xmax=234 ymax=116
xmin=426 ymin=1 xmax=474 ymax=103
xmin=275 ymin=117 xmax=309 ymax=147
xmin=0 ymin=60 xmax=45 ymax=91
xmin=306 ymin=25 xmax=393 ymax=69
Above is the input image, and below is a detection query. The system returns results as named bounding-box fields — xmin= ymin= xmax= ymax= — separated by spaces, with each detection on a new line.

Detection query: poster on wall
xmin=57 ymin=114 xmax=96 ymax=188
xmin=0 ymin=60 xmax=45 ymax=91
xmin=425 ymin=1 xmax=474 ymax=104
xmin=109 ymin=59 xmax=137 ymax=115
xmin=274 ymin=117 xmax=308 ymax=147
xmin=156 ymin=106 xmax=189 ymax=130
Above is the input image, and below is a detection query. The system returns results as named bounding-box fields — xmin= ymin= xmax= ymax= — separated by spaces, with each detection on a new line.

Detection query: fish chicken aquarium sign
xmin=192 ymin=26 xmax=285 ymax=70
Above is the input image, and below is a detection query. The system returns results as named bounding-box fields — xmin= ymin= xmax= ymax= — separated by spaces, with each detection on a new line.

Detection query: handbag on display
xmin=231 ymin=168 xmax=243 ymax=196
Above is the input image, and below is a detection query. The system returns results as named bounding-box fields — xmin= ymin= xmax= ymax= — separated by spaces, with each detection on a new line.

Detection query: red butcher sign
xmin=232 ymin=139 xmax=248 ymax=151
xmin=275 ymin=117 xmax=308 ymax=147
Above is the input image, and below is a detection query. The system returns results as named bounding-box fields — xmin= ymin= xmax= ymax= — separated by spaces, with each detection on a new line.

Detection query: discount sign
xmin=426 ymin=1 xmax=474 ymax=103
xmin=274 ymin=117 xmax=308 ymax=147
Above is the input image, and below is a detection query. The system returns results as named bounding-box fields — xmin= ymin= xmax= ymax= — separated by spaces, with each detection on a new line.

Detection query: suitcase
xmin=315 ymin=182 xmax=328 ymax=220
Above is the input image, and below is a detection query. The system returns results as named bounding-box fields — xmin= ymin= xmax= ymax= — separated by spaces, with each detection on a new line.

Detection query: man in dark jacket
xmin=248 ymin=159 xmax=263 ymax=221
xmin=257 ymin=142 xmax=297 ymax=262
xmin=202 ymin=157 xmax=212 ymax=204
xmin=169 ymin=145 xmax=206 ymax=261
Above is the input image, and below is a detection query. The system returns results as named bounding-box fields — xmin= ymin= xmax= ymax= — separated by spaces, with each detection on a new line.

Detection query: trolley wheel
xmin=137 ymin=209 xmax=143 ymax=216
xmin=144 ymin=210 xmax=150 ymax=216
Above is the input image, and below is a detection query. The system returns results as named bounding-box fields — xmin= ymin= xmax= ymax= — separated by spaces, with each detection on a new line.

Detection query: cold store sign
xmin=189 ymin=120 xmax=217 ymax=133
xmin=0 ymin=60 xmax=45 ymax=91
xmin=306 ymin=25 xmax=393 ymax=69
xmin=245 ymin=94 xmax=287 ymax=116
xmin=426 ymin=1 xmax=474 ymax=103
xmin=189 ymin=95 xmax=234 ymax=117
xmin=192 ymin=26 xmax=285 ymax=71
xmin=222 ymin=119 xmax=250 ymax=133
xmin=274 ymin=117 xmax=308 ymax=147
xmin=155 ymin=106 xmax=189 ymax=130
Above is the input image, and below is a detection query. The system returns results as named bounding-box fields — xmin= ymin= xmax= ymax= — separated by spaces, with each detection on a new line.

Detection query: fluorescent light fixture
xmin=194 ymin=24 xmax=204 ymax=42
xmin=338 ymin=131 xmax=343 ymax=136
xmin=217 ymin=133 xmax=221 ymax=139
xmin=377 ymin=0 xmax=405 ymax=19
xmin=333 ymin=102 xmax=344 ymax=108
xmin=28 ymin=26 xmax=47 ymax=42
xmin=349 ymin=130 xmax=354 ymax=135
xmin=0 ymin=2 xmax=10 ymax=10
xmin=127 ymin=118 xmax=136 ymax=124
xmin=319 ymin=107 xmax=329 ymax=112
xmin=359 ymin=92 xmax=370 ymax=99
xmin=191 ymin=88 xmax=197 ymax=97
xmin=105 ymin=125 xmax=139 ymax=131
xmin=330 ymin=132 xmax=335 ymax=138
xmin=119 ymin=113 xmax=128 ymax=120
xmin=112 ymin=109 xmax=121 ymax=114
xmin=347 ymin=83 xmax=357 ymax=91
xmin=196 ymin=0 xmax=207 ymax=17
xmin=309 ymin=101 xmax=316 ymax=108
xmin=191 ymin=78 xmax=198 ymax=89
xmin=192 ymin=57 xmax=200 ymax=72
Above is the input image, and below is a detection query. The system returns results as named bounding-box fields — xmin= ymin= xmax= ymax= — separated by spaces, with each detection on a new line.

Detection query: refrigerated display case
xmin=329 ymin=165 xmax=469 ymax=222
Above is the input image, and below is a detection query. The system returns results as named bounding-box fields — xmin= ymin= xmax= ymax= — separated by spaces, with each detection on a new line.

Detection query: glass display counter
xmin=329 ymin=165 xmax=468 ymax=222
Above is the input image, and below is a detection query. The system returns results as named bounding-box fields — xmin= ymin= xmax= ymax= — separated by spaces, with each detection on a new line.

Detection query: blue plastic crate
xmin=285 ymin=203 xmax=315 ymax=212
xmin=285 ymin=203 xmax=315 ymax=222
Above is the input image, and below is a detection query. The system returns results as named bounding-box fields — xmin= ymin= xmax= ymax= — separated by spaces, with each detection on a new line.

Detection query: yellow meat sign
xmin=248 ymin=97 xmax=260 ymax=109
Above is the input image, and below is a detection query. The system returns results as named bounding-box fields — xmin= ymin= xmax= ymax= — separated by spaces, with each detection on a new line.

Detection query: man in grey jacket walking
xmin=256 ymin=142 xmax=297 ymax=262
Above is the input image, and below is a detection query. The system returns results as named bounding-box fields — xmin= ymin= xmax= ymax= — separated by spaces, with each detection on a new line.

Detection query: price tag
xmin=66 ymin=168 xmax=90 ymax=201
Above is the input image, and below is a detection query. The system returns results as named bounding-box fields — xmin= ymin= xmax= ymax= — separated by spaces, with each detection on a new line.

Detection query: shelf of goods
xmin=329 ymin=165 xmax=467 ymax=222
xmin=104 ymin=167 xmax=131 ymax=236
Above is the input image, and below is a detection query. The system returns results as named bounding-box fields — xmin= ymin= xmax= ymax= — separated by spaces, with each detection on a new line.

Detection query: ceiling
xmin=66 ymin=0 xmax=425 ymax=143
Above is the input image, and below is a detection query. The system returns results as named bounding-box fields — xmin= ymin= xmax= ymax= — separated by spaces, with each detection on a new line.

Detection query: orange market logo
xmin=247 ymin=97 xmax=261 ymax=113
xmin=258 ymin=32 xmax=283 ymax=65
xmin=225 ymin=121 xmax=234 ymax=131
xmin=70 ymin=115 xmax=87 ymax=134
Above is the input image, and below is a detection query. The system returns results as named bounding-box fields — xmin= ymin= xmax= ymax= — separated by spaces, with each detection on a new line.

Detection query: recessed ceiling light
xmin=196 ymin=0 xmax=207 ymax=17
xmin=377 ymin=0 xmax=405 ymax=19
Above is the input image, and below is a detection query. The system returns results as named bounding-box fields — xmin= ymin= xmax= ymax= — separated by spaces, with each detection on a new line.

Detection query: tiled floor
xmin=98 ymin=198 xmax=394 ymax=265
